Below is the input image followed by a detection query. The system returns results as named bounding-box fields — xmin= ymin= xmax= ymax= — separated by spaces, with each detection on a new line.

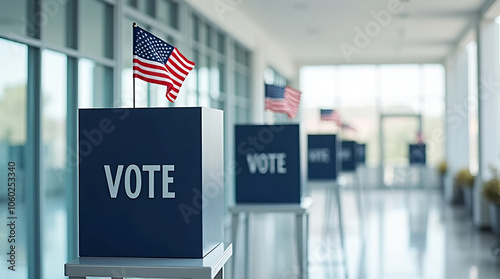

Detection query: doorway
xmin=379 ymin=113 xmax=422 ymax=188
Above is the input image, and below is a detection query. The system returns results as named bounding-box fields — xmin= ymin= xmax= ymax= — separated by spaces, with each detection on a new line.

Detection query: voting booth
xmin=341 ymin=140 xmax=357 ymax=172
xmin=409 ymin=144 xmax=426 ymax=165
xmin=235 ymin=124 xmax=302 ymax=203
xmin=78 ymin=107 xmax=224 ymax=258
xmin=307 ymin=134 xmax=338 ymax=180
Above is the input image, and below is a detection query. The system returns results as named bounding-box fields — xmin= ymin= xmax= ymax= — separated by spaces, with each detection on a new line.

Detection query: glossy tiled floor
xmin=230 ymin=184 xmax=500 ymax=279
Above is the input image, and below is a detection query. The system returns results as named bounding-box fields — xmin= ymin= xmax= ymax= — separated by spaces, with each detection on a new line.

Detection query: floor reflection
xmin=234 ymin=185 xmax=500 ymax=279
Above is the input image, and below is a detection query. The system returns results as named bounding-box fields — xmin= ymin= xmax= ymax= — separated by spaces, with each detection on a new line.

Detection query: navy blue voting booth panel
xmin=341 ymin=141 xmax=357 ymax=172
xmin=409 ymin=144 xmax=426 ymax=165
xmin=356 ymin=143 xmax=366 ymax=165
xmin=307 ymin=134 xmax=338 ymax=180
xmin=235 ymin=125 xmax=301 ymax=203
xmin=79 ymin=107 xmax=224 ymax=258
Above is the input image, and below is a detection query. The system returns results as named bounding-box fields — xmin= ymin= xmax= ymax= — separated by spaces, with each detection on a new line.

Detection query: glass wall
xmin=0 ymin=38 xmax=29 ymax=279
xmin=41 ymin=49 xmax=67 ymax=279
xmin=0 ymin=1 xmax=254 ymax=278
xmin=300 ymin=64 xmax=445 ymax=167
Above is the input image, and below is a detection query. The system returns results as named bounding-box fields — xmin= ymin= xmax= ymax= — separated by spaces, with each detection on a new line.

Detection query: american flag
xmin=133 ymin=25 xmax=195 ymax=102
xmin=265 ymin=84 xmax=301 ymax=118
xmin=320 ymin=109 xmax=341 ymax=125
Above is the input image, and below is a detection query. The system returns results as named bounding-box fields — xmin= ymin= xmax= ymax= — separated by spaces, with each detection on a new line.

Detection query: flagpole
xmin=132 ymin=22 xmax=137 ymax=108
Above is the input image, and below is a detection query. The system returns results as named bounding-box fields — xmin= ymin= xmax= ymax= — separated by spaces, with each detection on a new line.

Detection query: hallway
xmin=236 ymin=185 xmax=500 ymax=279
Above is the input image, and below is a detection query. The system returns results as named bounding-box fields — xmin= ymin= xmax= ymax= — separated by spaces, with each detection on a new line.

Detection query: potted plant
xmin=438 ymin=161 xmax=447 ymax=195
xmin=455 ymin=168 xmax=475 ymax=214
xmin=482 ymin=167 xmax=500 ymax=240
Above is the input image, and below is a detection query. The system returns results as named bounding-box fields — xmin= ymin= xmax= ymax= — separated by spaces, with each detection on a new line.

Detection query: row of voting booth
xmin=66 ymin=107 xmax=395 ymax=279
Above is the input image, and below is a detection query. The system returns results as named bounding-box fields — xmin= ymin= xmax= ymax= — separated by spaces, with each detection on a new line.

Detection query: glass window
xmin=157 ymin=0 xmax=179 ymax=29
xmin=210 ymin=61 xmax=221 ymax=102
xmin=0 ymin=38 xmax=28 ymax=279
xmin=205 ymin=23 xmax=212 ymax=48
xmin=41 ymin=49 xmax=67 ymax=279
xmin=79 ymin=59 xmax=113 ymax=108
xmin=193 ymin=15 xmax=200 ymax=42
xmin=0 ymin=0 xmax=36 ymax=38
xmin=234 ymin=43 xmax=250 ymax=66
xmin=43 ymin=0 xmax=71 ymax=47
xmin=199 ymin=55 xmax=210 ymax=107
xmin=236 ymin=105 xmax=249 ymax=123
xmin=299 ymin=66 xmax=336 ymax=108
xmin=338 ymin=65 xmax=377 ymax=107
xmin=234 ymin=43 xmax=242 ymax=63
xmin=79 ymin=0 xmax=113 ymax=58
xmin=127 ymin=0 xmax=138 ymax=7
xmin=380 ymin=65 xmax=420 ymax=112
xmin=235 ymin=70 xmax=249 ymax=97
xmin=218 ymin=62 xmax=226 ymax=93
xmin=128 ymin=0 xmax=155 ymax=16
xmin=217 ymin=32 xmax=225 ymax=54
xmin=140 ymin=0 xmax=156 ymax=16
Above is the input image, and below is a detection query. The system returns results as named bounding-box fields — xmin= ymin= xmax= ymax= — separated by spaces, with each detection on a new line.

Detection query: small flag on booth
xmin=133 ymin=25 xmax=195 ymax=102
xmin=264 ymin=84 xmax=301 ymax=118
xmin=320 ymin=109 xmax=341 ymax=125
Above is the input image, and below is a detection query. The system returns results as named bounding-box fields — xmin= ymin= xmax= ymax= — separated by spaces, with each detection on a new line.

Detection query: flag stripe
xmin=264 ymin=84 xmax=301 ymax=118
xmin=133 ymin=26 xmax=195 ymax=103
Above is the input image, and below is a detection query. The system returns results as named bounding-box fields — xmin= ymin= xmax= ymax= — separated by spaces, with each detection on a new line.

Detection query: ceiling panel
xmin=239 ymin=0 xmax=488 ymax=64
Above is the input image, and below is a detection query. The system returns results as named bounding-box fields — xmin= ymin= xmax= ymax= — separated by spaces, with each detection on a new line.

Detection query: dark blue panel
xmin=341 ymin=141 xmax=357 ymax=172
xmin=409 ymin=144 xmax=426 ymax=165
xmin=307 ymin=134 xmax=337 ymax=180
xmin=79 ymin=107 xmax=223 ymax=258
xmin=356 ymin=143 xmax=366 ymax=165
xmin=235 ymin=125 xmax=301 ymax=204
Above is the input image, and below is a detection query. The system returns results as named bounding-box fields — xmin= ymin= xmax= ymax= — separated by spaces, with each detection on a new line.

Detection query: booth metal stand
xmin=64 ymin=243 xmax=232 ymax=279
xmin=229 ymin=198 xmax=313 ymax=279
xmin=323 ymin=180 xmax=349 ymax=278
xmin=353 ymin=170 xmax=366 ymax=241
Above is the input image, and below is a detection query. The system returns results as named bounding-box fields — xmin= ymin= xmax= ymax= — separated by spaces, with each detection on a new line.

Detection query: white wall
xmin=444 ymin=49 xmax=470 ymax=203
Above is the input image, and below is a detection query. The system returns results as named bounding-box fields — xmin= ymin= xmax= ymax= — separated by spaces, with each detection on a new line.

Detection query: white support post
xmin=444 ymin=49 xmax=470 ymax=203
xmin=475 ymin=19 xmax=500 ymax=227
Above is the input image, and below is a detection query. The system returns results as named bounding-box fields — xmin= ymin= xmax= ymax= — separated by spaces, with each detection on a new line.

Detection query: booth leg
xmin=214 ymin=267 xmax=224 ymax=279
xmin=231 ymin=212 xmax=239 ymax=279
xmin=244 ymin=213 xmax=250 ymax=279
xmin=296 ymin=213 xmax=305 ymax=279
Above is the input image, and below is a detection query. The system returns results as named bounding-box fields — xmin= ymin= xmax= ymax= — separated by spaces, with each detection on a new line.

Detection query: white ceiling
xmin=239 ymin=0 xmax=492 ymax=65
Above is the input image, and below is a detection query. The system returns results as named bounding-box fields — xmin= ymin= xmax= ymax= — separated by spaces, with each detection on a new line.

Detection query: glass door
xmin=379 ymin=114 xmax=422 ymax=187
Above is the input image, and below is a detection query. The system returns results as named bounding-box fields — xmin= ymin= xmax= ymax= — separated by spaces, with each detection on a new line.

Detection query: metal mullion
xmin=178 ymin=0 xmax=192 ymax=53
xmin=66 ymin=56 xmax=79 ymax=262
xmin=0 ymin=32 xmax=42 ymax=48
xmin=77 ymin=52 xmax=116 ymax=68
xmin=26 ymin=45 xmax=43 ymax=279
xmin=113 ymin=0 xmax=123 ymax=107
